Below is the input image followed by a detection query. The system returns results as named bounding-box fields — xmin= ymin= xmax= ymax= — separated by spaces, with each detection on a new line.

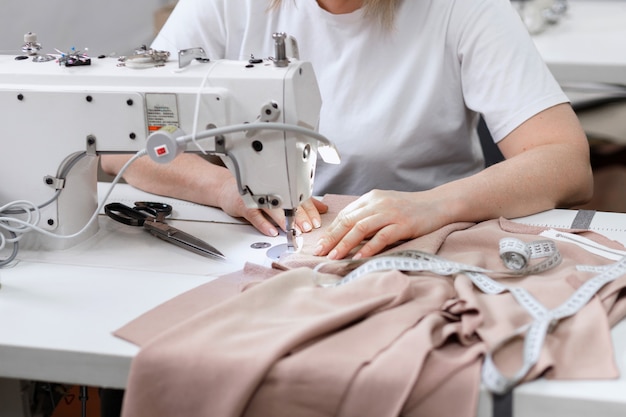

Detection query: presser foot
xmin=265 ymin=210 xmax=300 ymax=260
xmin=286 ymin=228 xmax=299 ymax=253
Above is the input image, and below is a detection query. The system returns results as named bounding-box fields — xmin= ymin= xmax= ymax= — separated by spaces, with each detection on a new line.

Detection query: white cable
xmin=174 ymin=122 xmax=334 ymax=149
xmin=0 ymin=150 xmax=146 ymax=250
xmin=189 ymin=64 xmax=213 ymax=154
xmin=0 ymin=201 xmax=40 ymax=249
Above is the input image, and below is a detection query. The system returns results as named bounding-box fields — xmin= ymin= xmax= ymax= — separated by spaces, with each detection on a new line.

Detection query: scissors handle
xmin=134 ymin=201 xmax=172 ymax=221
xmin=104 ymin=201 xmax=173 ymax=226
xmin=104 ymin=202 xmax=149 ymax=226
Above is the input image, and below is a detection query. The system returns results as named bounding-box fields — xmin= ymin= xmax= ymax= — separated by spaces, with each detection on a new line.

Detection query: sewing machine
xmin=0 ymin=34 xmax=338 ymax=253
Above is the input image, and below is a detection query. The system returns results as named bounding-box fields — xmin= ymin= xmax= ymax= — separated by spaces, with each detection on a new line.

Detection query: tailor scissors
xmin=104 ymin=201 xmax=226 ymax=260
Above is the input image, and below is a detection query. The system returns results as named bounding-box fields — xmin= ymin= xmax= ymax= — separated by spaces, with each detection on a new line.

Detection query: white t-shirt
xmin=152 ymin=0 xmax=568 ymax=196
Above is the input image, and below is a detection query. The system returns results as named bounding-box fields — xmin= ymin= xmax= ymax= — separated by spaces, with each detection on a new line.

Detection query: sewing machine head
xmin=0 ymin=34 xmax=339 ymax=253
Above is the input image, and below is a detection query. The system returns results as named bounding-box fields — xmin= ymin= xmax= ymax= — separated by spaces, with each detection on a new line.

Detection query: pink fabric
xmin=122 ymin=269 xmax=446 ymax=417
xmin=115 ymin=262 xmax=283 ymax=346
xmin=439 ymin=219 xmax=622 ymax=381
xmin=116 ymin=195 xmax=626 ymax=417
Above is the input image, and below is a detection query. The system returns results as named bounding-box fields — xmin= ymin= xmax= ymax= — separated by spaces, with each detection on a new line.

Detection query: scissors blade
xmin=143 ymin=221 xmax=227 ymax=261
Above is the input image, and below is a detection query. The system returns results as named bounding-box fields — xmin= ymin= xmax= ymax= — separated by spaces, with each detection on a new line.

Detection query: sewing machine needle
xmin=284 ymin=208 xmax=298 ymax=253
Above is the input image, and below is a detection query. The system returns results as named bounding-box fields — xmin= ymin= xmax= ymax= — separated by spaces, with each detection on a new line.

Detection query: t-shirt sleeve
xmin=451 ymin=0 xmax=569 ymax=142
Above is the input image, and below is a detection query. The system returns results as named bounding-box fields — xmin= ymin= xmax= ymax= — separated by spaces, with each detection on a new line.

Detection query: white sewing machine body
xmin=0 ymin=51 xmax=325 ymax=249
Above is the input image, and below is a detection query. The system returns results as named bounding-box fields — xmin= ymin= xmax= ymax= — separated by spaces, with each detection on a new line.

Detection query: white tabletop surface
xmin=532 ymin=0 xmax=626 ymax=85
xmin=1 ymin=199 xmax=626 ymax=417
xmin=0 ymin=216 xmax=284 ymax=388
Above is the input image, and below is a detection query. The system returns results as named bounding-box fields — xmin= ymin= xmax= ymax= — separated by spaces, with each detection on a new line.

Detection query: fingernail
xmin=327 ymin=249 xmax=338 ymax=260
xmin=352 ymin=252 xmax=362 ymax=261
xmin=312 ymin=218 xmax=321 ymax=228
xmin=268 ymin=227 xmax=279 ymax=237
xmin=313 ymin=244 xmax=324 ymax=256
xmin=302 ymin=222 xmax=312 ymax=232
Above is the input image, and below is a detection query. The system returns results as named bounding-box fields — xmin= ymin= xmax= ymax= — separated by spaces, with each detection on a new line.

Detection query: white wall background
xmin=0 ymin=0 xmax=172 ymax=56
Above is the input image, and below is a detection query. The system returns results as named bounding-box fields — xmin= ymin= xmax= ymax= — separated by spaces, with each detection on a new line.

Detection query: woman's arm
xmin=313 ymin=103 xmax=594 ymax=260
xmin=100 ymin=153 xmax=327 ymax=237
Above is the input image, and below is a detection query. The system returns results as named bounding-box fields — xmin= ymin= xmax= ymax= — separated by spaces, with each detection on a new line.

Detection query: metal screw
xmin=251 ymin=242 xmax=271 ymax=249
xmin=252 ymin=141 xmax=263 ymax=152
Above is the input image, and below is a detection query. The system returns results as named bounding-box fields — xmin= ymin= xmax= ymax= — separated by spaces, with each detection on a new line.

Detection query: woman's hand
xmin=102 ymin=154 xmax=328 ymax=238
xmin=313 ymin=189 xmax=447 ymax=260
xmin=217 ymin=176 xmax=328 ymax=236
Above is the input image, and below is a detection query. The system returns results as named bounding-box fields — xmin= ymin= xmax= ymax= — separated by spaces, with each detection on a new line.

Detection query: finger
xmin=311 ymin=198 xmax=329 ymax=214
xmin=296 ymin=199 xmax=326 ymax=232
xmin=313 ymin=209 xmax=360 ymax=257
xmin=326 ymin=214 xmax=385 ymax=259
xmin=318 ymin=210 xmax=390 ymax=259
xmin=244 ymin=209 xmax=279 ymax=237
xmin=262 ymin=208 xmax=290 ymax=232
xmin=311 ymin=194 xmax=380 ymax=257
xmin=309 ymin=198 xmax=328 ymax=228
xmin=352 ymin=224 xmax=404 ymax=260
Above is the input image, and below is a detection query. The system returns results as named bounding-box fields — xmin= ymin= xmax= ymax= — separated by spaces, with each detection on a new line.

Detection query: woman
xmin=101 ymin=0 xmax=592 ymax=260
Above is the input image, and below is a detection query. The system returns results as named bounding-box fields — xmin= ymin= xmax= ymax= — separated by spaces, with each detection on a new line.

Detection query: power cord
xmin=0 ymin=150 xmax=146 ymax=267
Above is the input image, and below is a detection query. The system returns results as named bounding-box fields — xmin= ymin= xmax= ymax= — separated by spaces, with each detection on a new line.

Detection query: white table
xmin=532 ymin=0 xmax=626 ymax=86
xmin=532 ymin=1 xmax=626 ymax=145
xmin=0 ymin=199 xmax=285 ymax=415
xmin=0 ymin=215 xmax=284 ymax=387
xmin=2 ymin=194 xmax=626 ymax=417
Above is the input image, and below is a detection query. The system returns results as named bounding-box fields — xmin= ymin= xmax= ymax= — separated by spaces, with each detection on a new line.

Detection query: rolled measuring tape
xmin=499 ymin=238 xmax=531 ymax=270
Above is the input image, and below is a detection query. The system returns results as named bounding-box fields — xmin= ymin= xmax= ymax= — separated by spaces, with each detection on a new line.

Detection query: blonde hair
xmin=268 ymin=0 xmax=399 ymax=28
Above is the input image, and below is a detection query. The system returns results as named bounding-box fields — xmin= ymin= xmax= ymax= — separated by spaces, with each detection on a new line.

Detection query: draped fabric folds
xmin=115 ymin=195 xmax=626 ymax=417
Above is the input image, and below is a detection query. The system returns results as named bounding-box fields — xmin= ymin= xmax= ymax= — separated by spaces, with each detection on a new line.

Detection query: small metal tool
xmin=284 ymin=208 xmax=298 ymax=253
